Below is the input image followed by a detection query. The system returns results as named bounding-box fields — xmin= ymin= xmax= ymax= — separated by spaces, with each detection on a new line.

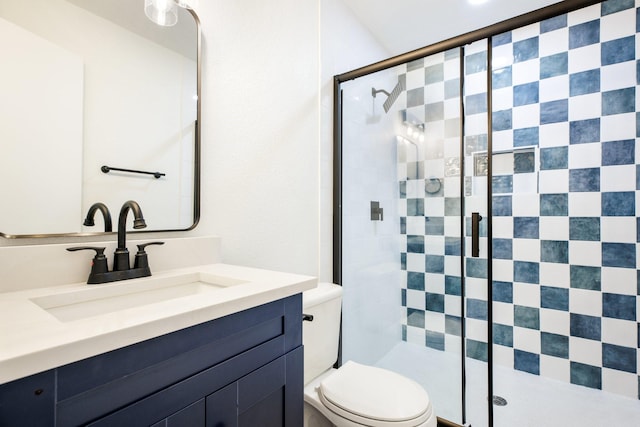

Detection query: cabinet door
xmin=150 ymin=399 xmax=205 ymax=427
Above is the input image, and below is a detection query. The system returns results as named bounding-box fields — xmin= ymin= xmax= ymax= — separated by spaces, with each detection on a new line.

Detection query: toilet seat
xmin=317 ymin=361 xmax=433 ymax=427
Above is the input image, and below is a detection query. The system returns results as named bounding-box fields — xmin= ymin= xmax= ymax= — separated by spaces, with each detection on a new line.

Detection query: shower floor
xmin=374 ymin=341 xmax=640 ymax=427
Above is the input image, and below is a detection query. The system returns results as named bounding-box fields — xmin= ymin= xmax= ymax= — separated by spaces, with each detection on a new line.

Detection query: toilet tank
xmin=302 ymin=282 xmax=343 ymax=385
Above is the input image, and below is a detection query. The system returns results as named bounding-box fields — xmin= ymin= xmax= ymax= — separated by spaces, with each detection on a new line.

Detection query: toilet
xmin=303 ymin=283 xmax=437 ymax=427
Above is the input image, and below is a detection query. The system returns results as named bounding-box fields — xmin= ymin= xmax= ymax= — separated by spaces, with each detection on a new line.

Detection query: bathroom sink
xmin=30 ymin=272 xmax=248 ymax=322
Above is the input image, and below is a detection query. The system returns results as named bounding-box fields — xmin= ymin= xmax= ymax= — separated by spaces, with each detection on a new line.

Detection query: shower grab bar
xmin=471 ymin=212 xmax=482 ymax=257
xmin=101 ymin=165 xmax=165 ymax=179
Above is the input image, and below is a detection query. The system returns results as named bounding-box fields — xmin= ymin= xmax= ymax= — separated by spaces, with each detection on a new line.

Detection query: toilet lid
xmin=318 ymin=361 xmax=431 ymax=424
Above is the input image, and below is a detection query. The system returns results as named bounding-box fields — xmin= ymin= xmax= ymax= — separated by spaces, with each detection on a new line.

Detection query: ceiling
xmin=341 ymin=0 xmax=564 ymax=56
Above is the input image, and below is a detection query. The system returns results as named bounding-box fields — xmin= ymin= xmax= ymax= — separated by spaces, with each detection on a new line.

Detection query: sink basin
xmin=30 ymin=272 xmax=247 ymax=322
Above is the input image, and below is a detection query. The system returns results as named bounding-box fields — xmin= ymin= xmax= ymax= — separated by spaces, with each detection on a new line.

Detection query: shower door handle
xmin=471 ymin=212 xmax=483 ymax=258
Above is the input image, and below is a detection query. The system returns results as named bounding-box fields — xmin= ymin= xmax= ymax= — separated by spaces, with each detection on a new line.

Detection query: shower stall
xmin=334 ymin=1 xmax=640 ymax=426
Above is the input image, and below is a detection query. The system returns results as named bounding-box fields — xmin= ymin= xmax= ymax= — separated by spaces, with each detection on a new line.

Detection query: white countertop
xmin=0 ymin=263 xmax=316 ymax=384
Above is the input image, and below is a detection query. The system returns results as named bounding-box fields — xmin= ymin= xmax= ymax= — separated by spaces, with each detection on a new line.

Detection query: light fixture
xmin=145 ymin=0 xmax=198 ymax=27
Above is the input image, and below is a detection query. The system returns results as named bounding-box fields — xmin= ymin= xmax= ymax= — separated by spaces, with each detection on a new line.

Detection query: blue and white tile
xmin=540 ymin=308 xmax=571 ymax=336
xmin=602 ymin=317 xmax=637 ymax=348
xmin=539 ymin=122 xmax=570 ymax=148
xmin=601 ymin=217 xmax=636 ymax=243
xmin=601 ymin=266 xmax=637 ymax=295
xmin=539 ymin=261 xmax=570 ymax=288
xmin=601 ymin=61 xmax=636 ymax=91
xmin=540 ymin=75 xmax=570 ymax=102
xmin=513 ymin=327 xmax=542 ymax=354
xmin=602 ymin=368 xmax=638 ymax=399
xmin=568 ymin=143 xmax=602 ymax=169
xmin=512 ymin=59 xmax=541 ymax=85
xmin=568 ymin=93 xmax=602 ymax=120
xmin=568 ymin=44 xmax=601 ymax=73
xmin=569 ymin=287 xmax=604 ymax=316
xmin=568 ymin=241 xmax=602 ymax=266
xmin=569 ymin=336 xmax=602 ymax=366
xmin=540 ymin=356 xmax=570 ymax=383
xmin=539 ymin=217 xmax=570 ymax=241
xmin=599 ymin=8 xmax=636 ymax=42
xmin=539 ymin=169 xmax=569 ymax=193
xmin=600 ymin=113 xmax=636 ymax=141
xmin=568 ymin=192 xmax=602 ymax=217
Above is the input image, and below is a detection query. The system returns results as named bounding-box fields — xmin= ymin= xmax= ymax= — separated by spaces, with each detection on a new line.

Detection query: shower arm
xmin=371 ymin=88 xmax=391 ymax=98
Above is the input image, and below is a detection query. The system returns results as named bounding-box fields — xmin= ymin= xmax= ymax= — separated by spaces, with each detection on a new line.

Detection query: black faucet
xmin=67 ymin=200 xmax=164 ymax=284
xmin=83 ymin=202 xmax=113 ymax=232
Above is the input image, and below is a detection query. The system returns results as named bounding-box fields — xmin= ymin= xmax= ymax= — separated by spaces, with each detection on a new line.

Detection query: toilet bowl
xmin=302 ymin=283 xmax=437 ymax=427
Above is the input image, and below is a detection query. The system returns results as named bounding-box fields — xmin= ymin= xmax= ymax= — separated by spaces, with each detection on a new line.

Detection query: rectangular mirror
xmin=0 ymin=0 xmax=200 ymax=237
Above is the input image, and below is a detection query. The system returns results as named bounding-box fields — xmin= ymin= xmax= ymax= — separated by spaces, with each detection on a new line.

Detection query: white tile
xmin=424 ymin=197 xmax=444 ymax=216
xmin=601 ymin=266 xmax=636 ymax=295
xmin=492 ymin=217 xmax=514 ymax=239
xmin=602 ymin=368 xmax=639 ymax=400
xmin=465 ymin=113 xmax=488 ymax=135
xmin=466 ymin=318 xmax=488 ymax=342
xmin=540 ymin=75 xmax=569 ymax=103
xmin=540 ymin=355 xmax=570 ymax=383
xmin=492 ymin=44 xmax=514 ymax=68
xmin=513 ymin=327 xmax=541 ymax=354
xmin=513 ymin=172 xmax=538 ymax=194
xmin=465 ymin=278 xmax=487 ymax=300
xmin=568 ymin=192 xmax=601 ymax=217
xmin=493 ymin=301 xmax=515 ymax=326
xmin=445 ymin=294 xmax=461 ymax=317
xmin=568 ymin=93 xmax=601 ymax=120
xmin=568 ymin=44 xmax=601 ymax=74
xmin=406 ymin=325 xmax=426 ymax=346
xmin=425 ymin=236 xmax=445 ymax=256
xmin=492 ymin=86 xmax=513 ymax=111
xmin=512 ymin=59 xmax=540 ymax=85
xmin=567 ymin=4 xmax=600 ymax=26
xmin=492 ymin=259 xmax=514 ymax=282
xmin=424 ymin=52 xmax=445 ymax=67
xmin=512 ymin=193 xmax=540 ymax=216
xmin=444 ymin=216 xmax=461 ymax=237
xmin=443 ymin=58 xmax=460 ymax=80
xmin=465 ymin=72 xmax=487 ymax=96
xmin=406 ymin=289 xmax=426 ymax=310
xmin=540 ymin=309 xmax=570 ymax=335
xmin=426 ymin=82 xmax=445 ymax=104
xmin=512 ymin=239 xmax=541 ymax=263
xmin=600 ymin=165 xmax=636 ymax=192
xmin=539 ymin=262 xmax=570 ymax=289
xmin=601 ymin=61 xmax=637 ymax=92
xmin=493 ymin=130 xmax=514 ymax=152
xmin=539 ymin=216 xmax=569 ymax=241
xmin=444 ymin=98 xmax=461 ymax=119
xmin=540 ymin=27 xmax=569 ymax=57
xmin=512 ymin=22 xmax=540 ymax=42
xmin=569 ymin=336 xmax=602 ymax=366
xmin=406 ymin=253 xmax=426 ymax=272
xmin=444 ymin=334 xmax=462 ymax=355
xmin=466 ymin=39 xmax=488 ymax=55
xmin=513 ymin=282 xmax=540 ymax=307
xmin=406 ymin=68 xmax=425 ymax=91
xmin=600 ymin=9 xmax=636 ymax=43
xmin=569 ymin=288 xmax=602 ymax=316
xmin=425 ymin=121 xmax=445 ymax=142
xmin=426 ymin=273 xmax=445 ymax=294
xmin=405 ymin=216 xmax=424 ymax=235
xmin=493 ymin=345 xmax=514 ymax=369
xmin=568 ymin=142 xmax=602 ymax=169
xmin=601 ymin=113 xmax=636 ymax=141
xmin=601 ymin=217 xmax=637 ymax=244
xmin=539 ymin=122 xmax=570 ymax=148
xmin=493 ymin=152 xmax=514 ymax=174
xmin=539 ymin=169 xmax=569 ymax=194
xmin=444 ymin=255 xmax=461 ymax=277
xmin=602 ymin=318 xmax=637 ymax=348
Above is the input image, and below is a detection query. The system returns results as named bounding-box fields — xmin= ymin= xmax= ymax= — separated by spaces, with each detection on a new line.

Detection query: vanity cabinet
xmin=0 ymin=294 xmax=303 ymax=427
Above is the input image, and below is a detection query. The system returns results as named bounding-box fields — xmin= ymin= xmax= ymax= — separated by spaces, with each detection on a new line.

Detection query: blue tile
xmin=602 ymin=87 xmax=635 ymax=116
xmin=445 ymin=48 xmax=461 ymax=60
xmin=492 ymin=32 xmax=512 ymax=47
xmin=467 ymin=339 xmax=488 ymax=362
xmin=570 ymin=265 xmax=601 ymax=291
xmin=445 ymin=197 xmax=461 ymax=216
xmin=407 ymin=58 xmax=424 ymax=72
xmin=514 ymin=127 xmax=539 ymax=147
xmin=493 ymin=109 xmax=513 ymax=131
xmin=570 ymin=119 xmax=600 ymax=144
xmin=601 ymin=0 xmax=634 ymax=15
xmin=569 ymin=217 xmax=600 ymax=241
xmin=571 ymin=313 xmax=601 ymax=340
xmin=466 ymin=134 xmax=488 ymax=154
xmin=514 ymin=82 xmax=540 ymax=106
xmin=638 ymin=218 xmax=640 ymax=242
xmin=515 ymin=305 xmax=540 ymax=329
xmin=602 ymin=242 xmax=636 ymax=268
xmin=426 ymin=293 xmax=445 ymax=313
xmin=569 ymin=20 xmax=600 ymax=49
xmin=445 ymin=78 xmax=460 ymax=99
xmin=514 ymin=261 xmax=540 ymax=284
xmin=515 ymin=350 xmax=540 ymax=375
xmin=493 ymin=238 xmax=513 ymax=260
xmin=445 ymin=237 xmax=461 ymax=256
xmin=467 ymin=258 xmax=488 ymax=279
xmin=541 ymin=286 xmax=569 ymax=311
xmin=467 ymin=298 xmax=488 ymax=320
xmin=569 ymin=168 xmax=600 ymax=192
xmin=603 ymin=293 xmax=636 ymax=321
xmin=408 ymin=272 xmax=425 ymax=291
xmin=541 ymin=146 xmax=568 ymax=170
xmin=445 ymin=276 xmax=462 ymax=296
xmin=426 ymin=102 xmax=444 ymax=122
xmin=425 ymin=63 xmax=444 ymax=85
xmin=466 ymin=51 xmax=487 ymax=75
xmin=602 ymin=139 xmax=635 ymax=165
xmin=602 ymin=192 xmax=635 ymax=216
xmin=425 ymin=217 xmax=445 ymax=235
xmin=514 ymin=37 xmax=539 ymax=63
xmin=426 ymin=330 xmax=445 ymax=351
xmin=492 ymin=175 xmax=513 ymax=194
xmin=464 ymin=93 xmax=487 ymax=115
xmin=401 ymin=288 xmax=407 ymax=306
xmin=541 ymin=14 xmax=567 ymax=33
xmin=514 ymin=151 xmax=536 ymax=173
xmin=571 ymin=362 xmax=601 ymax=390
xmin=541 ymin=99 xmax=568 ymax=124
xmin=407 ymin=87 xmax=424 ymax=108
xmin=399 ymin=182 xmax=407 ymax=199
xmin=493 ymin=195 xmax=512 ymax=216
xmin=445 ymin=315 xmax=462 ymax=336
xmin=426 ymin=255 xmax=445 ymax=274
xmin=401 ymin=252 xmax=407 ymax=270
xmin=465 ymin=216 xmax=487 ymax=237
xmin=400 ymin=216 xmax=406 ymax=234
xmin=514 ymin=217 xmax=539 ymax=239
xmin=407 ymin=308 xmax=425 ymax=328
xmin=638 ymin=60 xmax=640 ymax=85
xmin=407 ymin=235 xmax=425 ymax=253
xmin=542 ymin=332 xmax=569 ymax=358
xmin=601 ymin=36 xmax=635 ymax=66
xmin=540 ymin=194 xmax=568 ymax=216
xmin=540 ymin=53 xmax=568 ymax=79
xmin=493 ymin=323 xmax=513 ymax=347
xmin=402 ymin=324 xmax=407 ymax=341
xmin=493 ymin=66 xmax=512 ymax=89
xmin=637 ymin=112 xmax=640 ymax=137
xmin=603 ymin=343 xmax=637 ymax=373
xmin=637 ymin=165 xmax=640 ymax=190
xmin=407 ymin=198 xmax=424 ymax=216
xmin=493 ymin=281 xmax=513 ymax=303
xmin=570 ymin=69 xmax=600 ymax=97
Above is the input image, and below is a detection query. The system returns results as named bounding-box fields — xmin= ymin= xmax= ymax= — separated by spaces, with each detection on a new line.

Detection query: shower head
xmin=372 ymin=79 xmax=405 ymax=114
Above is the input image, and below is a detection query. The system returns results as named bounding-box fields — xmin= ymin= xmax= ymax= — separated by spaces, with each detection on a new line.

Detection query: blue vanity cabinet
xmin=0 ymin=294 xmax=303 ymax=427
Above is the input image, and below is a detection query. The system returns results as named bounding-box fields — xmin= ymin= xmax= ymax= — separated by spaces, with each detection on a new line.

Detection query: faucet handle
xmin=133 ymin=241 xmax=165 ymax=270
xmin=67 ymin=247 xmax=109 ymax=283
